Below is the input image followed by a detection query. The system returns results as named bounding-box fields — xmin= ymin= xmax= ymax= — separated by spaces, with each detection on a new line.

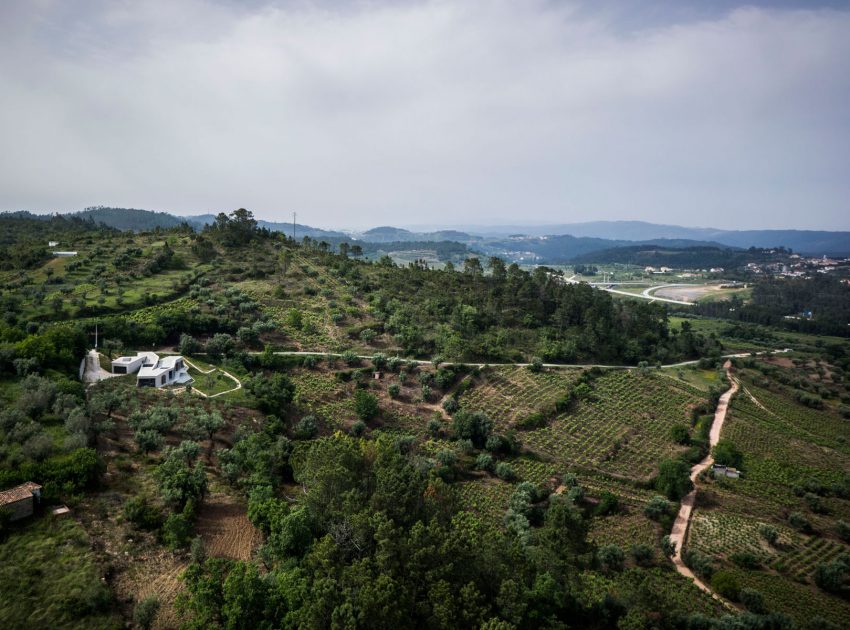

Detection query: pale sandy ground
xmin=669 ymin=361 xmax=739 ymax=609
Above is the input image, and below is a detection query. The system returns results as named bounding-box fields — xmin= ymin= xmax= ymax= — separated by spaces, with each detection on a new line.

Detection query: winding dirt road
xmin=669 ymin=360 xmax=739 ymax=603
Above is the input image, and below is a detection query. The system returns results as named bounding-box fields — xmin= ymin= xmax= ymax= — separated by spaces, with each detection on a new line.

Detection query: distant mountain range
xmin=9 ymin=208 xmax=850 ymax=259
xmin=405 ymin=220 xmax=850 ymax=256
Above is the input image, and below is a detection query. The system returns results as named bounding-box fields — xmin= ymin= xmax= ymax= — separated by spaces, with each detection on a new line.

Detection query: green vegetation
xmin=0 ymin=517 xmax=118 ymax=628
xmin=1 ymin=210 xmax=848 ymax=627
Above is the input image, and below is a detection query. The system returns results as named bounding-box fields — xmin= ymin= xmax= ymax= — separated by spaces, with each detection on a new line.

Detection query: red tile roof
xmin=0 ymin=482 xmax=42 ymax=506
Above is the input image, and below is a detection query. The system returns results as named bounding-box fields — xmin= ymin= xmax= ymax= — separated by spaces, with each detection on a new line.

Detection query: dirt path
xmin=669 ymin=360 xmax=739 ymax=604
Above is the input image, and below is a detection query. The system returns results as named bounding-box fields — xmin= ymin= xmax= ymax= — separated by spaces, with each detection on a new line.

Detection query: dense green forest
xmin=687 ymin=275 xmax=850 ymax=337
xmin=571 ymin=245 xmax=791 ymax=269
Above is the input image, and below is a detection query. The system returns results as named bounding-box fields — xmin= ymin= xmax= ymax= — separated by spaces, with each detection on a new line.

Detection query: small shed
xmin=712 ymin=464 xmax=741 ymax=480
xmin=0 ymin=482 xmax=42 ymax=521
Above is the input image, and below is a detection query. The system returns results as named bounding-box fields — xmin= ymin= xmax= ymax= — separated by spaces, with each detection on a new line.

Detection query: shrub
xmin=162 ymin=510 xmax=193 ymax=550
xmin=452 ymin=410 xmax=493 ymax=448
xmin=475 ymin=453 xmax=495 ymax=473
xmin=294 ymin=415 xmax=319 ymax=440
xmin=656 ymin=459 xmax=693 ymax=501
xmin=133 ymin=596 xmax=161 ymax=630
xmin=595 ymin=491 xmax=620 ymax=516
xmin=341 ymin=350 xmax=360 ymax=366
xmin=442 ymin=397 xmax=459 ymax=414
xmin=711 ymin=571 xmax=740 ymax=601
xmin=354 ymin=390 xmax=379 ymax=421
xmin=427 ymin=418 xmax=442 ymax=438
xmin=516 ymin=412 xmax=547 ymax=430
xmin=804 ymin=492 xmax=826 ymax=514
xmin=388 ymin=384 xmax=401 ymax=399
xmin=436 ymin=449 xmax=457 ymax=467
xmin=528 ymin=357 xmax=543 ymax=373
xmin=712 ymin=439 xmax=743 ymax=469
xmin=630 ymin=544 xmax=654 ymax=567
xmin=661 ymin=535 xmax=676 ymax=558
xmin=495 ymin=462 xmax=516 ymax=481
xmin=758 ymin=523 xmax=779 ymax=546
xmin=837 ymin=520 xmax=850 ymax=543
xmin=598 ymin=544 xmax=624 ymax=572
xmin=644 ymin=495 xmax=672 ymax=521
xmin=739 ymin=588 xmax=766 ymax=614
xmin=731 ymin=551 xmax=761 ymax=570
xmin=683 ymin=549 xmax=714 ymax=579
xmin=246 ymin=373 xmax=295 ymax=414
xmin=123 ymin=496 xmax=163 ymax=531
xmin=351 ymin=420 xmax=366 ymax=437
xmin=788 ymin=511 xmax=812 ymax=533
xmin=669 ymin=424 xmax=690 ymax=445
xmin=813 ymin=558 xmax=849 ymax=593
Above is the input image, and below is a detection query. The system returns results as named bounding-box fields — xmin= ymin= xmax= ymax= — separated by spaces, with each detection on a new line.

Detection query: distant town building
xmin=0 ymin=482 xmax=42 ymax=521
xmin=52 ymin=251 xmax=77 ymax=257
xmin=48 ymin=240 xmax=59 ymax=247
xmin=112 ymin=352 xmax=192 ymax=388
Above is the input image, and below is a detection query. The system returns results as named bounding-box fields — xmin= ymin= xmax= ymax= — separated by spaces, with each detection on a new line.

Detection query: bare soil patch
xmin=765 ymin=357 xmax=794 ymax=369
xmin=195 ymin=493 xmax=261 ymax=561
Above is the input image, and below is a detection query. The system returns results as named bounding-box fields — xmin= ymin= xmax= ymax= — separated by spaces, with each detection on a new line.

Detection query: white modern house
xmin=111 ymin=352 xmax=192 ymax=388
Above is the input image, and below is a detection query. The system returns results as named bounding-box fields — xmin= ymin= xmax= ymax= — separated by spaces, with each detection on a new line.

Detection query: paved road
xmin=669 ymin=360 xmax=740 ymax=606
xmin=602 ymin=286 xmax=694 ymax=306
xmin=563 ymin=275 xmax=694 ymax=306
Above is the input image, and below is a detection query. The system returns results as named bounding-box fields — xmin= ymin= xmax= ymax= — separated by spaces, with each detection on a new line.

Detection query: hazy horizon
xmin=2 ymin=1 xmax=849 ymax=230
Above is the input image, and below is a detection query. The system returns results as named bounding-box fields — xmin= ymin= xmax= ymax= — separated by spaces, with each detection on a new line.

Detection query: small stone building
xmin=712 ymin=464 xmax=741 ymax=479
xmin=0 ymin=482 xmax=42 ymax=521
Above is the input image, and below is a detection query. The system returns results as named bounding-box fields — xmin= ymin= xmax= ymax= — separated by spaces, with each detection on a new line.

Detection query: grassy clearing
xmin=0 ymin=516 xmax=119 ymax=629
xmin=188 ymin=366 xmax=240 ymax=396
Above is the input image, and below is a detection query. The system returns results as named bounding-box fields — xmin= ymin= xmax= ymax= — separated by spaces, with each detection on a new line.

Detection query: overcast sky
xmin=1 ymin=0 xmax=849 ymax=230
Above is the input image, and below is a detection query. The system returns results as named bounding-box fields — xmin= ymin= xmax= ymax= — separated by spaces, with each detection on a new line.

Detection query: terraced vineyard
xmin=515 ymin=370 xmax=703 ymax=480
xmin=453 ymin=478 xmax=515 ymax=523
xmin=772 ymin=536 xmax=850 ymax=581
xmin=291 ymin=370 xmax=357 ymax=428
xmin=688 ymin=511 xmax=790 ymax=562
xmin=458 ymin=366 xmax=582 ymax=429
xmin=680 ymin=361 xmax=850 ymax=627
xmin=727 ymin=568 xmax=850 ymax=628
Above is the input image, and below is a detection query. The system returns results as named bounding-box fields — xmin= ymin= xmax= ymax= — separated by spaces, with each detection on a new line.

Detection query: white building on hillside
xmin=111 ymin=352 xmax=192 ymax=388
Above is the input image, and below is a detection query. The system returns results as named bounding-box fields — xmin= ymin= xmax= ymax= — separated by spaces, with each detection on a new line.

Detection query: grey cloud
xmin=0 ymin=0 xmax=848 ymax=229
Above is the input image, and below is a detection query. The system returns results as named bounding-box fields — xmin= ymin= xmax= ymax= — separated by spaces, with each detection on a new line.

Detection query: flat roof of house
xmin=113 ymin=351 xmax=160 ymax=365
xmin=0 ymin=482 xmax=42 ymax=506
xmin=159 ymin=356 xmax=182 ymax=368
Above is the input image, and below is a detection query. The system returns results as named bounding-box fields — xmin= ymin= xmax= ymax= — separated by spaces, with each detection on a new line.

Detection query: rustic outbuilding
xmin=0 ymin=482 xmax=42 ymax=521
